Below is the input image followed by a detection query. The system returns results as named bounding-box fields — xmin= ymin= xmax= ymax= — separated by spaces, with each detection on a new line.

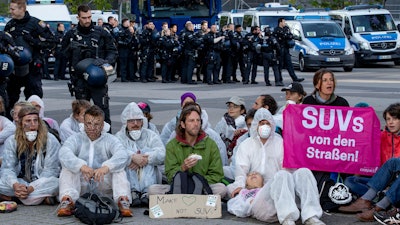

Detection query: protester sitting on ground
xmin=0 ymin=105 xmax=60 ymax=205
xmin=344 ymin=102 xmax=400 ymax=197
xmin=227 ymin=108 xmax=325 ymax=225
xmin=338 ymin=158 xmax=400 ymax=222
xmin=115 ymin=102 xmax=165 ymax=207
xmin=252 ymin=94 xmax=278 ymax=114
xmin=57 ymin=105 xmax=132 ymax=217
xmin=148 ymin=105 xmax=227 ymax=197
xmin=223 ymin=108 xmax=256 ymax=180
xmin=10 ymin=101 xmax=33 ymax=124
xmin=215 ymin=96 xmax=247 ymax=158
xmin=137 ymin=101 xmax=160 ymax=135
xmin=59 ymin=100 xmax=91 ymax=143
xmin=0 ymin=97 xmax=16 ymax=166
xmin=274 ymin=82 xmax=306 ymax=130
xmin=27 ymin=95 xmax=60 ymax=133
xmin=160 ymin=92 xmax=197 ymax=145
xmin=168 ymin=102 xmax=228 ymax=166
xmin=228 ymin=171 xmax=264 ymax=217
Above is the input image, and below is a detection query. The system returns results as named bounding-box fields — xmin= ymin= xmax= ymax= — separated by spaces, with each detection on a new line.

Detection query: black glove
xmin=22 ymin=31 xmax=39 ymax=46
xmin=92 ymin=58 xmax=108 ymax=66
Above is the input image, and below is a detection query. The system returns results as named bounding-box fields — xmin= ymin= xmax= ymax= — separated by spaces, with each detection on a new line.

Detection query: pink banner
xmin=283 ymin=104 xmax=381 ymax=176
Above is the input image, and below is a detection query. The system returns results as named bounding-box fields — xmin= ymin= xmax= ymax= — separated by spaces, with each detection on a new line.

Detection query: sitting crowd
xmin=0 ymin=68 xmax=399 ymax=225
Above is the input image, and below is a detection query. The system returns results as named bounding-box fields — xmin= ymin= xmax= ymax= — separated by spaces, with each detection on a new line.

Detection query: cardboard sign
xmin=149 ymin=194 xmax=221 ymax=219
xmin=283 ymin=104 xmax=381 ymax=176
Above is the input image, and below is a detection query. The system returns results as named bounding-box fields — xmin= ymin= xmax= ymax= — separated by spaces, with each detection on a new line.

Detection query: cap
xmin=281 ymin=82 xmax=306 ymax=96
xmin=226 ymin=96 xmax=245 ymax=106
xmin=137 ymin=102 xmax=151 ymax=113
xmin=181 ymin=92 xmax=196 ymax=106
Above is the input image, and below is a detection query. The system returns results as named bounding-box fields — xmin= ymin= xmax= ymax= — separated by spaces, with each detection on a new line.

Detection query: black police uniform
xmin=4 ymin=11 xmax=55 ymax=118
xmin=0 ymin=31 xmax=17 ymax=111
xmin=220 ymin=29 xmax=234 ymax=83
xmin=182 ymin=29 xmax=202 ymax=84
xmin=128 ymin=32 xmax=140 ymax=81
xmin=116 ymin=26 xmax=132 ymax=82
xmin=194 ymin=29 xmax=208 ymax=82
xmin=243 ymin=32 xmax=261 ymax=84
xmin=61 ymin=23 xmax=117 ymax=127
xmin=139 ymin=27 xmax=158 ymax=82
xmin=204 ymin=31 xmax=224 ymax=85
xmin=158 ymin=34 xmax=179 ymax=83
xmin=259 ymin=29 xmax=282 ymax=86
xmin=273 ymin=25 xmax=303 ymax=82
xmin=54 ymin=29 xmax=68 ymax=80
xmin=231 ymin=30 xmax=246 ymax=82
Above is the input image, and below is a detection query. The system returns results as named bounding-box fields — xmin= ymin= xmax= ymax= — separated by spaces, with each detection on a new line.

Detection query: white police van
xmin=242 ymin=3 xmax=297 ymax=33
xmin=286 ymin=17 xmax=355 ymax=72
xmin=218 ymin=9 xmax=247 ymax=28
xmin=329 ymin=4 xmax=400 ymax=66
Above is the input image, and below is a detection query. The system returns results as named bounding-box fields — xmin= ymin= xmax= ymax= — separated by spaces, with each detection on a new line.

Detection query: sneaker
xmin=140 ymin=193 xmax=149 ymax=207
xmin=57 ymin=196 xmax=74 ymax=217
xmin=282 ymin=219 xmax=296 ymax=225
xmin=131 ymin=191 xmax=141 ymax=207
xmin=304 ymin=216 xmax=326 ymax=225
xmin=118 ymin=196 xmax=133 ymax=217
xmin=374 ymin=208 xmax=400 ymax=225
xmin=0 ymin=201 xmax=17 ymax=213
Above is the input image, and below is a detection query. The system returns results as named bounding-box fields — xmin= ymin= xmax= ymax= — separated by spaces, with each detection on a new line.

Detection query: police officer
xmin=53 ymin=23 xmax=68 ymax=81
xmin=194 ymin=20 xmax=209 ymax=83
xmin=181 ymin=21 xmax=202 ymax=85
xmin=139 ymin=21 xmax=158 ymax=83
xmin=221 ymin=23 xmax=235 ymax=83
xmin=243 ymin=26 xmax=261 ymax=84
xmin=159 ymin=29 xmax=179 ymax=83
xmin=128 ymin=26 xmax=140 ymax=82
xmin=61 ymin=4 xmax=117 ymax=128
xmin=204 ymin=24 xmax=225 ymax=85
xmin=274 ymin=17 xmax=304 ymax=83
xmin=260 ymin=26 xmax=283 ymax=86
xmin=5 ymin=0 xmax=56 ymax=118
xmin=231 ymin=25 xmax=245 ymax=83
xmin=117 ymin=18 xmax=132 ymax=82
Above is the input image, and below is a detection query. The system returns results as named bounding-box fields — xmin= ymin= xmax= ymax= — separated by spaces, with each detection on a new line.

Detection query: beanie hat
xmin=180 ymin=92 xmax=196 ymax=106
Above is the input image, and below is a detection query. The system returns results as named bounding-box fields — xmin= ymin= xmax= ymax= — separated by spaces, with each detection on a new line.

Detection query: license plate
xmin=378 ymin=55 xmax=391 ymax=60
xmin=48 ymin=57 xmax=56 ymax=62
xmin=326 ymin=57 xmax=340 ymax=62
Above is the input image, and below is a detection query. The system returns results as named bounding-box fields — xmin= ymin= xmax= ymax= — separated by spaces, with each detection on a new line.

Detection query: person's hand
xmin=93 ymin=166 xmax=109 ymax=182
xmin=80 ymin=165 xmax=95 ymax=181
xmin=92 ymin=58 xmax=108 ymax=66
xmin=132 ymin=154 xmax=149 ymax=167
xmin=234 ymin=128 xmax=246 ymax=136
xmin=128 ymin=161 xmax=140 ymax=170
xmin=181 ymin=157 xmax=199 ymax=171
xmin=231 ymin=187 xmax=242 ymax=198
xmin=13 ymin=183 xmax=29 ymax=199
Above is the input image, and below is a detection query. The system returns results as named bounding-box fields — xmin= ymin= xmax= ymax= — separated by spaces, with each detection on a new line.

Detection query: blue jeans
xmin=367 ymin=158 xmax=400 ymax=205
xmin=344 ymin=176 xmax=371 ymax=197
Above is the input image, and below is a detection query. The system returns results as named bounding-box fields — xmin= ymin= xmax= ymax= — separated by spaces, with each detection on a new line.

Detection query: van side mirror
xmin=294 ymin=35 xmax=301 ymax=41
xmin=344 ymin=27 xmax=351 ymax=36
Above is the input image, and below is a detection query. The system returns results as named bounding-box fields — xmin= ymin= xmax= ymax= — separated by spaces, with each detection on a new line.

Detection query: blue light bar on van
xmin=27 ymin=0 xmax=63 ymax=4
xmin=344 ymin=4 xmax=382 ymax=11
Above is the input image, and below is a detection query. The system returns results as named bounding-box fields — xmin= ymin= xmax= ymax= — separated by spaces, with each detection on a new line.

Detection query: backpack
xmin=43 ymin=120 xmax=61 ymax=143
xmin=74 ymin=193 xmax=122 ymax=225
xmin=313 ymin=171 xmax=340 ymax=212
xmin=168 ymin=171 xmax=213 ymax=195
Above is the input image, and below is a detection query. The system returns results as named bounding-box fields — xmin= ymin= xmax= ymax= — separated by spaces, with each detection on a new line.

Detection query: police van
xmin=242 ymin=3 xmax=297 ymax=33
xmin=218 ymin=9 xmax=247 ymax=28
xmin=26 ymin=0 xmax=72 ymax=32
xmin=329 ymin=4 xmax=400 ymax=66
xmin=286 ymin=14 xmax=355 ymax=72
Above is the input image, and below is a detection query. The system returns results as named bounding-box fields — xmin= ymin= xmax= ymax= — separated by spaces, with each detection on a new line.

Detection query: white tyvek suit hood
xmin=119 ymin=102 xmax=149 ymax=133
xmin=250 ymin=108 xmax=276 ymax=139
xmin=27 ymin=95 xmax=45 ymax=118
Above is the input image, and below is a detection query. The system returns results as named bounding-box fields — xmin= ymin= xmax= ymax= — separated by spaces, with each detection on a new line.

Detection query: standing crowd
xmin=0 ymin=1 xmax=399 ymax=225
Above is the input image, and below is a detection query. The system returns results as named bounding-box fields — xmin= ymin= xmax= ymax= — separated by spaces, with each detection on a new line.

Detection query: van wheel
xmin=299 ymin=55 xmax=308 ymax=72
xmin=394 ymin=60 xmax=400 ymax=66
xmin=343 ymin=66 xmax=353 ymax=72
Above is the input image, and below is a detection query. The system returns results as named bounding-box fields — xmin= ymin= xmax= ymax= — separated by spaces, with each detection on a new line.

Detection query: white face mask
xmin=258 ymin=125 xmax=272 ymax=139
xmin=25 ymin=131 xmax=38 ymax=142
xmin=129 ymin=130 xmax=141 ymax=140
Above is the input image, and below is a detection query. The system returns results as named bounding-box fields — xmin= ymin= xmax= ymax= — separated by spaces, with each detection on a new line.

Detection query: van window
xmin=303 ymin=23 xmax=344 ymax=38
xmin=345 ymin=16 xmax=351 ymax=34
xmin=330 ymin=14 xmax=343 ymax=27
xmin=220 ymin=16 xmax=228 ymax=27
xmin=242 ymin=14 xmax=253 ymax=31
xmin=351 ymin=14 xmax=396 ymax=33
xmin=259 ymin=15 xmax=294 ymax=31
xmin=232 ymin=17 xmax=243 ymax=26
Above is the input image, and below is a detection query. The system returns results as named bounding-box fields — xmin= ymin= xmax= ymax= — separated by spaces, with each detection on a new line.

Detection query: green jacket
xmin=165 ymin=132 xmax=224 ymax=184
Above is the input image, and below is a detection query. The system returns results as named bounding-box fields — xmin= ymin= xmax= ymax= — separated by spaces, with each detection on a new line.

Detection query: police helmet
xmin=0 ymin=54 xmax=14 ymax=77
xmin=14 ymin=47 xmax=32 ymax=66
xmin=83 ymin=64 xmax=107 ymax=87
xmin=75 ymin=58 xmax=95 ymax=75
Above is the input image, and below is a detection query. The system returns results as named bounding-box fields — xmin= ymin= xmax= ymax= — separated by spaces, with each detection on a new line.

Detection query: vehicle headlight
xmin=307 ymin=48 xmax=319 ymax=56
xmin=359 ymin=41 xmax=370 ymax=50
xmin=345 ymin=47 xmax=354 ymax=55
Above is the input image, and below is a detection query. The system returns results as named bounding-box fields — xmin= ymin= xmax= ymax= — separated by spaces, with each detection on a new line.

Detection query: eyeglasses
xmin=127 ymin=119 xmax=143 ymax=124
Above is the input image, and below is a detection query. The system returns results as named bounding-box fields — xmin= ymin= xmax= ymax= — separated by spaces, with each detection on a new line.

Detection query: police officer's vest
xmin=70 ymin=26 xmax=103 ymax=67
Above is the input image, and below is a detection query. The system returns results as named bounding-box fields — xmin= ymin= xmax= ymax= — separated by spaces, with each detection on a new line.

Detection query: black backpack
xmin=43 ymin=120 xmax=61 ymax=143
xmin=168 ymin=171 xmax=213 ymax=195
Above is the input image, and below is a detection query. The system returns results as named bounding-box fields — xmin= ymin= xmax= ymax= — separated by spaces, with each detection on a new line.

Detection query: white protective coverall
xmin=59 ymin=114 xmax=80 ymax=143
xmin=167 ymin=109 xmax=228 ymax=166
xmin=0 ymin=116 xmax=16 ymax=159
xmin=214 ymin=114 xmax=247 ymax=142
xmin=0 ymin=133 xmax=60 ymax=205
xmin=58 ymin=124 xmax=131 ymax=203
xmin=223 ymin=131 xmax=250 ymax=180
xmin=227 ymin=108 xmax=322 ymax=224
xmin=115 ymin=102 xmax=165 ymax=193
